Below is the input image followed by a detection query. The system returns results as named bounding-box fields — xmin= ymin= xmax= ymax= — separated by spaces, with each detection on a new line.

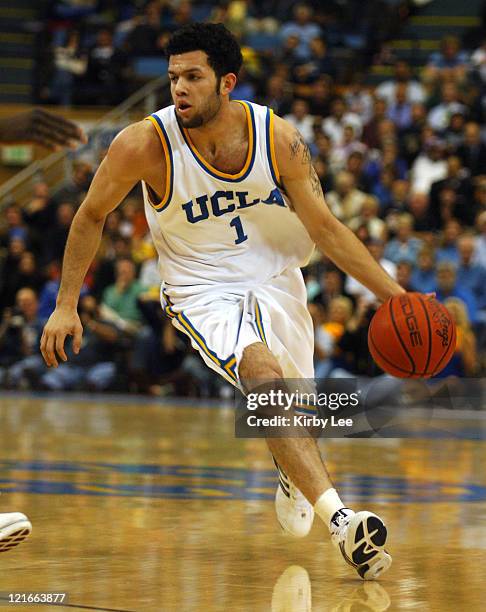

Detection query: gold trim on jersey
xmin=268 ymin=110 xmax=281 ymax=186
xmin=181 ymin=100 xmax=255 ymax=181
xmin=145 ymin=115 xmax=173 ymax=211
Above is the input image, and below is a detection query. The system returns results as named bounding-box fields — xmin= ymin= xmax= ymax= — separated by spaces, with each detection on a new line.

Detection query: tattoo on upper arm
xmin=289 ymin=130 xmax=324 ymax=198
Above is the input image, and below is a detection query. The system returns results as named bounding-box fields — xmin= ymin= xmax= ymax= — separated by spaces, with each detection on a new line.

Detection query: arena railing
xmin=0 ymin=74 xmax=170 ymax=209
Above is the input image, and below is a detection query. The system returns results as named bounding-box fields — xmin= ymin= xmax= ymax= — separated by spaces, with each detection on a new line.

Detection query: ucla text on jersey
xmin=142 ymin=100 xmax=315 ymax=287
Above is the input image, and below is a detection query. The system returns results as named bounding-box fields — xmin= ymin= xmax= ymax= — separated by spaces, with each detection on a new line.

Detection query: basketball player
xmin=0 ymin=108 xmax=86 ymax=552
xmin=40 ymin=24 xmax=405 ymax=579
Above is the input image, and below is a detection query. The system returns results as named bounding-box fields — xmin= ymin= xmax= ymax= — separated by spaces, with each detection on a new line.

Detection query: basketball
xmin=368 ymin=292 xmax=457 ymax=378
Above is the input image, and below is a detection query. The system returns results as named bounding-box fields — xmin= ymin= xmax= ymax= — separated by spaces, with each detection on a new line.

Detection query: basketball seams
xmin=417 ymin=294 xmax=433 ymax=376
xmin=431 ymin=315 xmax=456 ymax=377
xmin=369 ymin=294 xmax=457 ymax=378
xmin=388 ymin=298 xmax=416 ymax=376
xmin=368 ymin=318 xmax=413 ymax=377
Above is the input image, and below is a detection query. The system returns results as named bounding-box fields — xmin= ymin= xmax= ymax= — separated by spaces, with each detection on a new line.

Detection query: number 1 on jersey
xmin=230 ymin=216 xmax=248 ymax=245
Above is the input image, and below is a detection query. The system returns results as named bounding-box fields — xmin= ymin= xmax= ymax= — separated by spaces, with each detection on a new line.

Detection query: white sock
xmin=314 ymin=488 xmax=349 ymax=528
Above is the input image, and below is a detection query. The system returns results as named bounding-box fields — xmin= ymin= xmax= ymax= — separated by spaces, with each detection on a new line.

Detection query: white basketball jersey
xmin=142 ymin=101 xmax=315 ymax=287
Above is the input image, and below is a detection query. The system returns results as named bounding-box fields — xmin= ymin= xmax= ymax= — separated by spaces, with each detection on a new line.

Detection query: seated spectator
xmin=372 ymin=165 xmax=395 ymax=211
xmin=474 ymin=211 xmax=486 ymax=269
xmin=433 ymin=186 xmax=464 ymax=231
xmin=43 ymin=202 xmax=75 ymax=266
xmin=50 ymin=30 xmax=87 ymax=106
xmin=376 ymin=60 xmax=425 ymax=106
xmin=284 ymin=98 xmax=315 ymax=144
xmin=280 ymin=3 xmax=321 ymax=61
xmin=430 ymin=155 xmax=473 ymax=227
xmin=39 ymin=295 xmax=120 ymax=392
xmin=344 ymin=74 xmax=373 ymax=124
xmin=322 ymin=96 xmax=362 ymax=146
xmin=37 ymin=271 xmax=90 ymax=324
xmin=0 ymin=251 xmax=44 ymax=312
xmin=399 ymin=103 xmax=428 ymax=165
xmin=333 ymin=299 xmax=382 ymax=376
xmin=471 ymin=38 xmax=486 ymax=85
xmin=473 ymin=179 xmax=486 ymax=216
xmin=345 ymin=150 xmax=372 ymax=193
xmin=362 ymin=98 xmax=388 ymax=150
xmin=427 ymin=83 xmax=466 ymax=133
xmin=349 ymin=196 xmax=385 ymax=241
xmin=313 ymin=157 xmax=333 ymax=193
xmin=365 ymin=141 xmax=407 ymax=191
xmin=437 ymin=298 xmax=477 ymax=377
xmin=314 ymin=130 xmax=331 ymax=162
xmin=166 ymin=0 xmax=193 ymax=32
xmin=101 ymin=258 xmax=144 ymax=334
xmin=411 ymin=246 xmax=437 ymax=294
xmin=292 ymin=37 xmax=336 ymax=87
xmin=326 ymin=171 xmax=367 ymax=222
xmin=434 ymin=261 xmax=477 ymax=324
xmin=396 ymin=260 xmax=414 ymax=291
xmin=375 ymin=119 xmax=398 ymax=153
xmin=313 ymin=266 xmax=351 ymax=309
xmin=382 ymin=179 xmax=410 ymax=220
xmin=387 ymin=82 xmax=413 ymax=131
xmin=384 ymin=213 xmax=422 ymax=265
xmin=410 ymin=138 xmax=448 ymax=195
xmin=423 ymin=35 xmax=470 ymax=85
xmin=54 ymin=160 xmax=93 ymax=207
xmin=93 ymin=235 xmax=133 ymax=299
xmin=456 ymin=122 xmax=486 ymax=177
xmin=126 ymin=0 xmax=163 ymax=56
xmin=0 ymin=288 xmax=43 ymax=386
xmin=307 ymin=75 xmax=333 ymax=118
xmin=443 ymin=111 xmax=466 ymax=151
xmin=345 ymin=238 xmax=396 ymax=304
xmin=81 ymin=27 xmax=127 ymax=105
xmin=23 ymin=181 xmax=57 ymax=247
xmin=329 ymin=124 xmax=366 ymax=173
xmin=259 ymin=74 xmax=293 ymax=116
xmin=436 ymin=218 xmax=461 ymax=265
xmin=0 ymin=237 xmax=27 ymax=311
xmin=456 ymin=234 xmax=486 ymax=311
xmin=314 ymin=296 xmax=354 ymax=378
xmin=0 ymin=204 xmax=29 ymax=250
xmin=407 ymin=192 xmax=434 ymax=232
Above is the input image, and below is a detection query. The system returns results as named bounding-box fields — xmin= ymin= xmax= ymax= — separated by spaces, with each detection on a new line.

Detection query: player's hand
xmin=40 ymin=307 xmax=83 ymax=367
xmin=0 ymin=109 xmax=87 ymax=150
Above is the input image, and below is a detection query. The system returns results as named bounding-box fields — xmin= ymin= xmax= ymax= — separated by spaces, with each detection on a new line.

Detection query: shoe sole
xmin=0 ymin=520 xmax=32 ymax=553
xmin=340 ymin=512 xmax=392 ymax=580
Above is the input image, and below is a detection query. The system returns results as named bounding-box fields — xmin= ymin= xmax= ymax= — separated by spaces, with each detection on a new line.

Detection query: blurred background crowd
xmin=1 ymin=0 xmax=486 ymax=396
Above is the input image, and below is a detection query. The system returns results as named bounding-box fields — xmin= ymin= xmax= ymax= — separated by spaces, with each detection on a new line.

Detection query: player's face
xmin=169 ymin=51 xmax=223 ymax=128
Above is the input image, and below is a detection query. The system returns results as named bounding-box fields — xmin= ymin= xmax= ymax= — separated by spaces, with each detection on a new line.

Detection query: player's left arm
xmin=273 ymin=116 xmax=404 ymax=302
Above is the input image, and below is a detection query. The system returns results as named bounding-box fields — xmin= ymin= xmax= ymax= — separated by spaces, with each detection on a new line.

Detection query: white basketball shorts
xmin=160 ymin=267 xmax=315 ymax=389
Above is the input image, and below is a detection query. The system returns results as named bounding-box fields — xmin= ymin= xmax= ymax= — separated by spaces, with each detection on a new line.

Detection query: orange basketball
xmin=368 ymin=292 xmax=457 ymax=378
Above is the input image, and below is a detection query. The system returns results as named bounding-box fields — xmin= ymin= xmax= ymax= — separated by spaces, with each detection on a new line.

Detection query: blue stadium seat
xmin=244 ymin=33 xmax=281 ymax=52
xmin=133 ymin=57 xmax=169 ymax=78
xmin=190 ymin=4 xmax=213 ymax=22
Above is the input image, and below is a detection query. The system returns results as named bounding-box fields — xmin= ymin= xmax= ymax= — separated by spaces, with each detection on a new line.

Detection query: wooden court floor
xmin=0 ymin=393 xmax=485 ymax=611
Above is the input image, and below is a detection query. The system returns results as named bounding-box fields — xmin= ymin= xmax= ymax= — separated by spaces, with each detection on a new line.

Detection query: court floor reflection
xmin=0 ymin=394 xmax=485 ymax=611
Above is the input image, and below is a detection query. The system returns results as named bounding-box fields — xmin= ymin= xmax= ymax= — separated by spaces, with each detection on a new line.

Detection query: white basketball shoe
xmin=330 ymin=509 xmax=392 ymax=580
xmin=274 ymin=461 xmax=314 ymax=538
xmin=0 ymin=513 xmax=32 ymax=553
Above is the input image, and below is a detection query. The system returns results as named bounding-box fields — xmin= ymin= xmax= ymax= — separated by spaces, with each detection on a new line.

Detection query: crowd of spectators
xmin=37 ymin=0 xmax=419 ymax=106
xmin=1 ymin=1 xmax=486 ymax=395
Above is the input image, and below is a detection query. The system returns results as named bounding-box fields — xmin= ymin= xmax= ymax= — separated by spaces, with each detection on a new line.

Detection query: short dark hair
xmin=166 ymin=23 xmax=243 ymax=79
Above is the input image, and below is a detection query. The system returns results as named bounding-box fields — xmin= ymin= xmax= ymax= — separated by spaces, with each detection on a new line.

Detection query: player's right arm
xmin=40 ymin=120 xmax=165 ymax=367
